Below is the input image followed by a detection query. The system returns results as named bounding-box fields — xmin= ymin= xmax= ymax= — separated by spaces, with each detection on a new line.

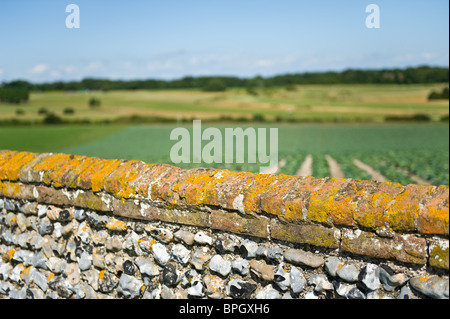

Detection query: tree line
xmin=0 ymin=66 xmax=448 ymax=100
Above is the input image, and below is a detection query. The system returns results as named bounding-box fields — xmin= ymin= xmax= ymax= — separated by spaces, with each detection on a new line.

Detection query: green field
xmin=1 ymin=84 xmax=448 ymax=123
xmin=1 ymin=123 xmax=448 ymax=185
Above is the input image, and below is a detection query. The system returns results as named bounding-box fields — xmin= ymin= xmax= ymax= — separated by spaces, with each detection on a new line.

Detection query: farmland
xmin=0 ymin=84 xmax=449 ymax=123
xmin=1 ymin=83 xmax=448 ymax=186
xmin=0 ymin=122 xmax=448 ymax=186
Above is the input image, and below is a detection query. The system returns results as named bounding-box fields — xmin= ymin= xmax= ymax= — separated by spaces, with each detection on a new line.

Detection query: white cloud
xmin=28 ymin=64 xmax=50 ymax=75
xmin=85 ymin=62 xmax=103 ymax=72
xmin=0 ymin=68 xmax=4 ymax=77
xmin=147 ymin=60 xmax=180 ymax=72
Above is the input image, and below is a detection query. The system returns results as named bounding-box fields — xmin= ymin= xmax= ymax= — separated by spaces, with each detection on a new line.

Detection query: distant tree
xmin=428 ymin=87 xmax=449 ymax=100
xmin=43 ymin=113 xmax=63 ymax=125
xmin=89 ymin=97 xmax=101 ymax=108
xmin=63 ymin=107 xmax=75 ymax=115
xmin=0 ymin=87 xmax=29 ymax=104
xmin=202 ymin=78 xmax=227 ymax=92
xmin=38 ymin=107 xmax=49 ymax=115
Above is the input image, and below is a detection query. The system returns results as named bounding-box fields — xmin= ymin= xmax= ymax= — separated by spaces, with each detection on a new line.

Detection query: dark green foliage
xmin=428 ymin=87 xmax=449 ymax=100
xmin=63 ymin=108 xmax=75 ymax=115
xmin=0 ymin=87 xmax=30 ymax=104
xmin=43 ymin=113 xmax=63 ymax=125
xmin=89 ymin=97 xmax=101 ymax=108
xmin=202 ymin=78 xmax=227 ymax=92
xmin=1 ymin=66 xmax=447 ymax=93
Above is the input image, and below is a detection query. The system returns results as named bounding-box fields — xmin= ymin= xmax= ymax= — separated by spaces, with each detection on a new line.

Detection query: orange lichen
xmin=3 ymin=152 xmax=38 ymax=181
xmin=106 ymin=218 xmax=127 ymax=232
xmin=0 ymin=181 xmax=21 ymax=198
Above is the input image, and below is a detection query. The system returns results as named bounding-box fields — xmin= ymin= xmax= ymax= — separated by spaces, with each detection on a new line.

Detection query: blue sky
xmin=0 ymin=0 xmax=448 ymax=83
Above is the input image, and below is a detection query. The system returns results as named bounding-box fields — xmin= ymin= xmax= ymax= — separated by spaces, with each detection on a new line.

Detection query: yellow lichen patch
xmin=89 ymin=159 xmax=122 ymax=193
xmin=283 ymin=200 xmax=304 ymax=221
xmin=48 ymin=273 xmax=55 ymax=280
xmin=182 ymin=170 xmax=222 ymax=206
xmin=32 ymin=153 xmax=74 ymax=186
xmin=420 ymin=276 xmax=429 ymax=281
xmin=106 ymin=218 xmax=127 ymax=232
xmin=242 ymin=173 xmax=280 ymax=213
xmin=0 ymin=181 xmax=22 ymax=198
xmin=103 ymin=160 xmax=144 ymax=199
xmin=3 ymin=152 xmax=37 ymax=181
xmin=385 ymin=190 xmax=418 ymax=232
xmin=99 ymin=270 xmax=105 ymax=280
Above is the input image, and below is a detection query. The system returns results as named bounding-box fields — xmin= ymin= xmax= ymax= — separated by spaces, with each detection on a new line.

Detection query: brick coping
xmin=0 ymin=150 xmax=449 ymax=269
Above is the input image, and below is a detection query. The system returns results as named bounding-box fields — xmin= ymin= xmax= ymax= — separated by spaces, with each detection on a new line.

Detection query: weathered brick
xmin=158 ymin=207 xmax=210 ymax=228
xmin=18 ymin=153 xmax=53 ymax=183
xmin=386 ymin=184 xmax=430 ymax=233
xmin=0 ymin=151 xmax=39 ymax=182
xmin=211 ymin=210 xmax=268 ymax=239
xmin=72 ymin=190 xmax=112 ymax=212
xmin=341 ymin=229 xmax=427 ymax=265
xmin=34 ymin=185 xmax=71 ymax=206
xmin=31 ymin=153 xmax=74 ymax=186
xmin=112 ymin=198 xmax=159 ymax=221
xmin=0 ymin=181 xmax=21 ymax=199
xmin=103 ymin=160 xmax=146 ymax=199
xmin=241 ymin=173 xmax=279 ymax=214
xmin=215 ymin=172 xmax=254 ymax=211
xmin=150 ymin=165 xmax=186 ymax=203
xmin=307 ymin=178 xmax=349 ymax=226
xmin=77 ymin=158 xmax=122 ymax=192
xmin=418 ymin=185 xmax=449 ymax=236
xmin=259 ymin=175 xmax=301 ymax=220
xmin=270 ymin=220 xmax=340 ymax=249
xmin=428 ymin=238 xmax=449 ymax=270
xmin=129 ymin=164 xmax=171 ymax=199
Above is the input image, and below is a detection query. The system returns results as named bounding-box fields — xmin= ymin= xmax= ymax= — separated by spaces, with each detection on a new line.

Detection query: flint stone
xmin=135 ymin=257 xmax=159 ymax=277
xmin=209 ymin=255 xmax=231 ymax=277
xmin=98 ymin=271 xmax=119 ymax=293
xmin=265 ymin=247 xmax=284 ymax=263
xmin=256 ymin=284 xmax=282 ymax=299
xmin=398 ymin=285 xmax=420 ymax=299
xmin=232 ymin=257 xmax=250 ymax=276
xmin=194 ymin=231 xmax=213 ymax=246
xmin=161 ymin=264 xmax=179 ymax=287
xmin=171 ymin=244 xmax=191 ymax=265
xmin=308 ymin=274 xmax=333 ymax=293
xmin=290 ymin=266 xmax=306 ymax=294
xmin=174 ymin=229 xmax=195 ymax=245
xmin=274 ymin=264 xmax=290 ymax=291
xmin=118 ymin=273 xmax=143 ymax=299
xmin=191 ymin=248 xmax=211 ymax=271
xmin=410 ymin=276 xmax=449 ymax=299
xmin=152 ymin=243 xmax=170 ymax=266
xmin=284 ymin=249 xmax=324 ymax=268
xmin=336 ymin=263 xmax=359 ymax=283
xmin=77 ymin=251 xmax=92 ymax=271
xmin=378 ymin=265 xmax=408 ymax=291
xmin=359 ymin=264 xmax=381 ymax=291
xmin=240 ymin=239 xmax=259 ymax=258
xmin=226 ymin=279 xmax=256 ymax=299
xmin=324 ymin=256 xmax=341 ymax=277
xmin=187 ymin=281 xmax=205 ymax=298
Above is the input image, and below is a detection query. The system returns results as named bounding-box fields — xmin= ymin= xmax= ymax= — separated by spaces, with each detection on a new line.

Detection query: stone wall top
xmin=1 ymin=150 xmax=448 ymax=239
